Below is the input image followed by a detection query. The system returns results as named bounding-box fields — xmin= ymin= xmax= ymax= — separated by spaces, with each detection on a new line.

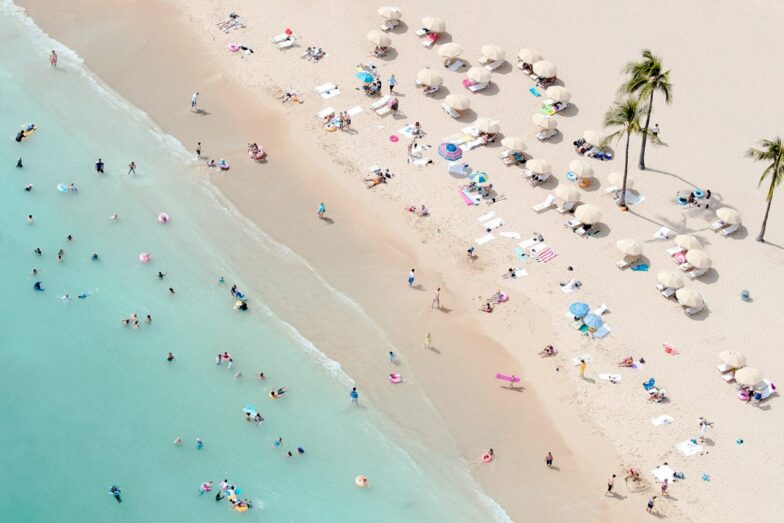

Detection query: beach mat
xmin=461 ymin=189 xmax=480 ymax=205
xmin=651 ymin=415 xmax=673 ymax=426
xmin=529 ymin=87 xmax=541 ymax=97
xmin=316 ymin=107 xmax=334 ymax=119
xmin=676 ymin=439 xmax=704 ymax=456
xmin=598 ymin=373 xmax=621 ymax=383
xmin=347 ymin=106 xmax=364 ymax=117
xmin=500 ymin=231 xmax=521 ymax=239
xmin=652 ymin=465 xmax=674 ymax=482
xmin=475 ymin=233 xmax=495 ymax=246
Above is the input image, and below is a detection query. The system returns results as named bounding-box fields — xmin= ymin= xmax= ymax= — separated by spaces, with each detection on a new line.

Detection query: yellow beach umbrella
xmin=583 ymin=130 xmax=605 ymax=146
xmin=716 ymin=207 xmax=742 ymax=225
xmin=501 ymin=136 xmax=526 ymax=152
xmin=607 ymin=172 xmax=633 ymax=188
xmin=657 ymin=271 xmax=685 ymax=289
xmin=466 ymin=67 xmax=491 ymax=84
xmin=481 ymin=45 xmax=505 ymax=61
xmin=545 ymin=86 xmax=571 ymax=103
xmin=422 ymin=16 xmax=445 ymax=32
xmin=575 ymin=204 xmax=602 ymax=224
xmin=675 ymin=234 xmax=702 ymax=250
xmin=377 ymin=6 xmax=401 ymax=20
xmin=676 ymin=287 xmax=703 ymax=307
xmin=532 ymin=60 xmax=557 ymax=78
xmin=554 ymin=185 xmax=581 ymax=203
xmin=366 ymin=30 xmax=391 ymax=47
xmin=518 ymin=48 xmax=542 ymax=64
xmin=445 ymin=94 xmax=470 ymax=111
xmin=527 ymin=159 xmax=551 ymax=175
xmin=735 ymin=367 xmax=764 ymax=387
xmin=532 ymin=114 xmax=558 ymax=130
xmin=616 ymin=238 xmax=643 ymax=256
xmin=415 ymin=68 xmax=443 ymax=86
xmin=475 ymin=117 xmax=500 ymax=133
xmin=685 ymin=249 xmax=712 ymax=269
xmin=718 ymin=351 xmax=746 ymax=369
xmin=437 ymin=43 xmax=463 ymax=58
xmin=569 ymin=159 xmax=593 ymax=179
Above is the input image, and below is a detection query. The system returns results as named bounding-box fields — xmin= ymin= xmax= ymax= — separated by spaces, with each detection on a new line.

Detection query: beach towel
xmin=651 ymin=415 xmax=674 ymax=426
xmin=599 ymin=374 xmax=621 ymax=383
xmin=482 ymin=218 xmax=505 ymax=230
xmin=314 ymin=83 xmax=337 ymax=93
xmin=399 ymin=124 xmax=416 ymax=138
xmin=652 ymin=465 xmax=675 ymax=482
xmin=571 ymin=355 xmax=591 ymax=366
xmin=513 ymin=247 xmax=527 ymax=263
xmin=654 ymin=226 xmax=672 ymax=240
xmin=663 ymin=343 xmax=679 ymax=355
xmin=448 ymin=162 xmax=471 ymax=177
xmin=537 ymin=247 xmax=557 ymax=263
xmin=316 ymin=107 xmax=335 ymax=119
xmin=500 ymin=231 xmax=521 ymax=240
xmin=475 ymin=233 xmax=495 ymax=246
xmin=478 ymin=211 xmax=496 ymax=223
xmin=459 ymin=190 xmax=479 ymax=205
xmin=529 ymin=87 xmax=541 ymax=97
xmin=593 ymin=324 xmax=611 ymax=338
xmin=512 ymin=268 xmax=528 ymax=278
xmin=631 ymin=264 xmax=649 ymax=272
xmin=633 ymin=360 xmax=645 ymax=369
xmin=460 ymin=138 xmax=485 ymax=152
xmin=677 ymin=439 xmax=704 ymax=457
xmin=347 ymin=106 xmax=364 ymax=117
xmin=411 ymin=157 xmax=432 ymax=166
xmin=560 ymin=279 xmax=580 ymax=294
xmin=320 ymin=88 xmax=341 ymax=99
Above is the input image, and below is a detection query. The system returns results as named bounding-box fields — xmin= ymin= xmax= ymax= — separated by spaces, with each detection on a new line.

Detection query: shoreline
xmin=21 ymin=0 xmax=784 ymax=521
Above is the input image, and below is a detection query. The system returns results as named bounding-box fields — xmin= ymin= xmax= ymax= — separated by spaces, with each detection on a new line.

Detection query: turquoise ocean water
xmin=0 ymin=2 xmax=508 ymax=522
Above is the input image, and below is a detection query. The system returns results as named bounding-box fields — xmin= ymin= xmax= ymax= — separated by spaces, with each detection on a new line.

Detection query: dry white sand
xmin=21 ymin=0 xmax=784 ymax=521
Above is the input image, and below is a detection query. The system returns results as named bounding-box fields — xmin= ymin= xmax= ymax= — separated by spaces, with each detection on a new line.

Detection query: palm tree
xmin=620 ymin=49 xmax=672 ymax=170
xmin=746 ymin=138 xmax=784 ymax=242
xmin=604 ymin=97 xmax=647 ymax=210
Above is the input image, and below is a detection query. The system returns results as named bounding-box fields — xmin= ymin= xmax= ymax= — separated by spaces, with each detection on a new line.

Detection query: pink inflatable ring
xmin=139 ymin=252 xmax=151 ymax=263
xmin=158 ymin=213 xmax=170 ymax=224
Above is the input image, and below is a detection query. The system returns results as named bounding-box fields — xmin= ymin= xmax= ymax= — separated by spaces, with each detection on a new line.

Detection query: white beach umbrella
xmin=527 ymin=159 xmax=551 ymax=175
xmin=685 ymin=249 xmax=712 ymax=269
xmin=568 ymin=159 xmax=594 ymax=179
xmin=422 ymin=16 xmax=446 ymax=32
xmin=583 ymin=130 xmax=606 ymax=145
xmin=716 ymin=207 xmax=742 ymax=225
xmin=575 ymin=204 xmax=602 ymax=224
xmin=518 ymin=48 xmax=542 ymax=64
xmin=735 ymin=367 xmax=764 ymax=387
xmin=445 ymin=94 xmax=470 ymax=111
xmin=554 ymin=185 xmax=581 ymax=203
xmin=676 ymin=287 xmax=703 ymax=307
xmin=481 ymin=45 xmax=505 ymax=61
xmin=377 ymin=6 xmax=402 ymax=20
xmin=501 ymin=136 xmax=527 ymax=152
xmin=466 ymin=67 xmax=492 ymax=84
xmin=437 ymin=43 xmax=463 ymax=58
xmin=366 ymin=30 xmax=391 ymax=47
xmin=718 ymin=351 xmax=746 ymax=369
xmin=415 ymin=68 xmax=443 ymax=86
xmin=545 ymin=86 xmax=571 ymax=103
xmin=675 ymin=234 xmax=703 ymax=250
xmin=607 ymin=172 xmax=633 ymax=188
xmin=532 ymin=60 xmax=557 ymax=78
xmin=616 ymin=238 xmax=643 ymax=256
xmin=475 ymin=117 xmax=500 ymax=133
xmin=532 ymin=114 xmax=558 ymax=130
xmin=657 ymin=271 xmax=685 ymax=289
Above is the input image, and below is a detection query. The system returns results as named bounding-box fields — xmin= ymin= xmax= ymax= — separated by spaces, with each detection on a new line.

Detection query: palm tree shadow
xmin=646 ymin=168 xmax=700 ymax=188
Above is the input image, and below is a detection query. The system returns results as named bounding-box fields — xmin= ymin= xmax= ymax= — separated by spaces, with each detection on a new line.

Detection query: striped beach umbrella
xmin=438 ymin=142 xmax=462 ymax=161
xmin=469 ymin=171 xmax=489 ymax=185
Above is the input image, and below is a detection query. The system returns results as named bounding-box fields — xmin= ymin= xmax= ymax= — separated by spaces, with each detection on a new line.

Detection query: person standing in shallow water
xmin=50 ymin=50 xmax=57 ymax=67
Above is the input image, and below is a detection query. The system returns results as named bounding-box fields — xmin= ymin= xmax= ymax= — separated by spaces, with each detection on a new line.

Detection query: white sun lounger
xmin=482 ymin=218 xmax=505 ymax=230
xmin=556 ymin=201 xmax=576 ymax=214
xmin=518 ymin=237 xmax=540 ymax=250
xmin=684 ymin=302 xmax=705 ymax=316
xmin=320 ymin=88 xmax=341 ymax=99
xmin=316 ymin=107 xmax=335 ymax=119
xmin=655 ymin=226 xmax=673 ymax=240
xmin=447 ymin=60 xmax=465 ymax=72
xmin=475 ymin=233 xmax=495 ymax=246
xmin=616 ymin=255 xmax=639 ymax=269
xmin=369 ymin=95 xmax=391 ymax=111
xmin=441 ymin=103 xmax=460 ymax=118
xmin=478 ymin=211 xmax=496 ymax=223
xmin=376 ymin=105 xmax=392 ymax=116
xmin=276 ymin=36 xmax=296 ymax=49
xmin=467 ymin=82 xmax=489 ymax=92
xmin=347 ymin=106 xmax=364 ymax=117
xmin=380 ymin=19 xmax=399 ymax=32
xmin=666 ymin=246 xmax=685 ymax=256
xmin=659 ymin=286 xmax=676 ymax=298
xmin=532 ymin=194 xmax=555 ymax=212
xmin=710 ymin=220 xmax=728 ymax=231
xmin=687 ymin=267 xmax=708 ymax=280
xmin=500 ymin=231 xmax=521 ymax=239
xmin=651 ymin=415 xmax=674 ymax=426
xmin=272 ymin=33 xmax=291 ymax=43
xmin=484 ymin=60 xmax=504 ymax=72
xmin=564 ymin=219 xmax=582 ymax=229
xmin=460 ymin=138 xmax=485 ymax=151
xmin=720 ymin=224 xmax=739 ymax=237
xmin=423 ymin=38 xmax=436 ymax=48
xmin=536 ymin=129 xmax=558 ymax=141
xmin=592 ymin=303 xmax=608 ymax=315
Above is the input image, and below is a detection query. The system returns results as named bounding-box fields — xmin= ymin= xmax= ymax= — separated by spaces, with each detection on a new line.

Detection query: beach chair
xmin=666 ymin=246 xmax=684 ymax=257
xmin=654 ymin=226 xmax=673 ymax=240
xmin=448 ymin=162 xmax=470 ymax=176
xmin=556 ymin=201 xmax=576 ymax=214
xmin=423 ymin=85 xmax=440 ymax=96
xmin=369 ymin=95 xmax=391 ymax=111
xmin=447 ymin=60 xmax=465 ymax=72
xmin=276 ymin=36 xmax=296 ymax=49
xmin=441 ymin=103 xmax=460 ymax=119
xmin=532 ymin=194 xmax=555 ymax=212
xmin=720 ymin=224 xmax=739 ymax=237
xmin=415 ymin=28 xmax=429 ymax=37
xmin=380 ymin=19 xmax=399 ymax=32
xmin=484 ymin=60 xmax=504 ymax=72
xmin=461 ymin=126 xmax=480 ymax=137
xmin=592 ymin=303 xmax=608 ymax=316
xmin=684 ymin=302 xmax=705 ymax=316
xmin=616 ymin=255 xmax=639 ymax=270
xmin=529 ymin=173 xmax=550 ymax=187
xmin=687 ymin=267 xmax=708 ymax=280
xmin=423 ymin=33 xmax=439 ymax=48
xmin=460 ymin=138 xmax=485 ymax=151
xmin=656 ymin=283 xmax=677 ymax=298
xmin=536 ymin=128 xmax=558 ymax=142
xmin=722 ymin=372 xmax=736 ymax=383
xmin=758 ymin=380 xmax=777 ymax=400
xmin=564 ymin=219 xmax=582 ymax=230
xmin=271 ymin=32 xmax=292 ymax=43
xmin=467 ymin=82 xmax=489 ymax=93
xmin=710 ymin=220 xmax=728 ymax=231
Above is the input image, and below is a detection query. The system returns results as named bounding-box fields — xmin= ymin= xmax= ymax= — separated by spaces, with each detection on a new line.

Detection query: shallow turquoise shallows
xmin=0 ymin=3 xmax=508 ymax=522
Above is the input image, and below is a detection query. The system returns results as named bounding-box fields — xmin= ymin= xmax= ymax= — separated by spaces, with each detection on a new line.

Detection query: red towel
xmin=537 ymin=248 xmax=557 ymax=263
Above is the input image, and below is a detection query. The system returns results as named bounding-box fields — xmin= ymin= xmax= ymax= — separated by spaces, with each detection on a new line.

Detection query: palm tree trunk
xmin=619 ymin=131 xmax=631 ymax=209
xmin=757 ymin=177 xmax=777 ymax=242
xmin=638 ymin=89 xmax=654 ymax=170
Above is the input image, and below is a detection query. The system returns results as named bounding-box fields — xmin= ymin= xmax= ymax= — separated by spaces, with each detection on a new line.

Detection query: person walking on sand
xmin=579 ymin=359 xmax=587 ymax=379
xmin=606 ymin=474 xmax=616 ymax=495
xmin=128 ymin=161 xmax=136 ymax=175
xmin=432 ymin=287 xmax=441 ymax=309
xmin=646 ymin=496 xmax=657 ymax=513
xmin=50 ymin=50 xmax=57 ymax=67
xmin=388 ymin=74 xmax=397 ymax=93
xmin=408 ymin=268 xmax=415 ymax=287
xmin=698 ymin=417 xmax=711 ymax=443
xmin=545 ymin=452 xmax=553 ymax=467
xmin=424 ymin=332 xmax=431 ymax=349
xmin=661 ymin=478 xmax=669 ymax=496
xmin=350 ymin=387 xmax=359 ymax=405
xmin=196 ymin=141 xmax=202 ymax=158
xmin=191 ymin=91 xmax=199 ymax=111
xmin=652 ymin=123 xmax=660 ymax=139
xmin=318 ymin=202 xmax=326 ymax=219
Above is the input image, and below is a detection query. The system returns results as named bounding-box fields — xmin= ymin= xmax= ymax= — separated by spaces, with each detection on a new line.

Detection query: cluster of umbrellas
xmin=718 ymin=351 xmax=765 ymax=388
xmin=568 ymin=302 xmax=603 ymax=329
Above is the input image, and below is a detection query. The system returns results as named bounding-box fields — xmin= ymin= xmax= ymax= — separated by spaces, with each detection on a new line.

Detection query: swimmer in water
xmin=25 ymin=184 xmax=33 ymax=192
xmin=270 ymin=387 xmax=287 ymax=398
xmin=297 ymin=447 xmax=305 ymax=454
xmin=145 ymin=314 xmax=152 ymax=323
xmin=273 ymin=437 xmax=282 ymax=447
xmin=227 ymin=358 xmax=233 ymax=369
xmin=216 ymin=354 xmax=222 ymax=365
xmin=157 ymin=272 xmax=166 ymax=279
xmin=66 ymin=234 xmax=73 ymax=242
xmin=109 ymin=485 xmax=122 ymax=503
xmin=196 ymin=438 xmax=204 ymax=450
xmin=57 ymin=249 xmax=64 ymax=262
xmin=91 ymin=253 xmax=99 ymax=261
xmin=78 ymin=292 xmax=89 ymax=299
xmin=60 ymin=294 xmax=70 ymax=300
xmin=109 ymin=214 xmax=118 ymax=220
xmin=173 ymin=437 xmax=183 ymax=445
xmin=258 ymin=372 xmax=265 ymax=380
xmin=253 ymin=413 xmax=264 ymax=424
xmin=287 ymin=451 xmax=293 ymax=457
xmin=27 ymin=215 xmax=34 ymax=224
xmin=34 ymin=248 xmax=42 ymax=256
xmin=167 ymin=352 xmax=175 ymax=362
xmin=121 ymin=319 xmax=130 ymax=326
xmin=33 ymin=281 xmax=44 ymax=291
xmin=31 ymin=269 xmax=38 ymax=276
xmin=16 ymin=157 xmax=23 ymax=168
xmin=168 ymin=287 xmax=176 ymax=294
xmin=218 ymin=276 xmax=225 ymax=284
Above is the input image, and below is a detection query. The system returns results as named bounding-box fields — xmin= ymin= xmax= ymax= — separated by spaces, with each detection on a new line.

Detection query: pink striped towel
xmin=537 ymin=247 xmax=557 ymax=263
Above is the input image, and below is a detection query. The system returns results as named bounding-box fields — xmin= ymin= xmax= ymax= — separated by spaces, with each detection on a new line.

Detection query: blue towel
xmin=513 ymin=247 xmax=526 ymax=262
xmin=529 ymin=87 xmax=541 ymax=97
xmin=631 ymin=264 xmax=649 ymax=272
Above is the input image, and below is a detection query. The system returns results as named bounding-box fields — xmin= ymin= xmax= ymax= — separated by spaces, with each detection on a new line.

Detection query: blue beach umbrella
xmin=469 ymin=171 xmax=489 ymax=185
xmin=569 ymin=302 xmax=590 ymax=318
xmin=355 ymin=71 xmax=374 ymax=83
xmin=582 ymin=313 xmax=603 ymax=329
xmin=438 ymin=142 xmax=463 ymax=161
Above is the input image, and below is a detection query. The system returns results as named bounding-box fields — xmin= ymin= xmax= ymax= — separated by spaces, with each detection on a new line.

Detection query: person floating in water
xmin=173 ymin=437 xmax=183 ymax=445
xmin=157 ymin=272 xmax=166 ymax=279
xmin=269 ymin=387 xmax=287 ymax=398
xmin=166 ymin=352 xmax=175 ymax=362
xmin=108 ymin=485 xmax=122 ymax=503
xmin=95 ymin=158 xmax=104 ymax=173
xmin=33 ymin=281 xmax=44 ymax=291
xmin=16 ymin=157 xmax=23 ymax=168
xmin=196 ymin=438 xmax=204 ymax=450
xmin=91 ymin=253 xmax=99 ymax=261
xmin=25 ymin=184 xmax=33 ymax=192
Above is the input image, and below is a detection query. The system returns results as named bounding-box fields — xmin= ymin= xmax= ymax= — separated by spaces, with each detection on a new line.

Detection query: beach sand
xmin=20 ymin=0 xmax=784 ymax=521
